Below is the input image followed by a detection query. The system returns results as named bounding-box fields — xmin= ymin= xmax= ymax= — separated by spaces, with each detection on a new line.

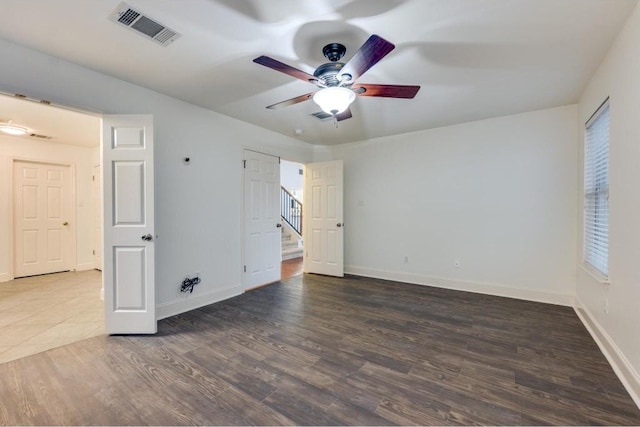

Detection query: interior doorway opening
xmin=242 ymin=153 xmax=307 ymax=291
xmin=0 ymin=93 xmax=103 ymax=363
xmin=280 ymin=159 xmax=304 ymax=264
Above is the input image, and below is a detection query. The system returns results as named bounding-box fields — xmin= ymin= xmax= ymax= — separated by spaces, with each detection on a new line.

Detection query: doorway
xmin=280 ymin=159 xmax=304 ymax=263
xmin=243 ymin=157 xmax=345 ymax=286
xmin=243 ymin=153 xmax=310 ymax=289
xmin=0 ymin=93 xmax=103 ymax=362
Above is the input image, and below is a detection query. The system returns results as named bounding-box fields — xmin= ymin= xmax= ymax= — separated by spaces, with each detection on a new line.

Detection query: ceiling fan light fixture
xmin=312 ymin=87 xmax=356 ymax=115
xmin=0 ymin=123 xmax=28 ymax=136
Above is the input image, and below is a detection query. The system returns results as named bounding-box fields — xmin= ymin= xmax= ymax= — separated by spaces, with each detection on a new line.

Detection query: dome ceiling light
xmin=0 ymin=122 xmax=28 ymax=136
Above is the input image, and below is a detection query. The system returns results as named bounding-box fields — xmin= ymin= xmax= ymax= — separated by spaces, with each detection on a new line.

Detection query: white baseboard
xmin=156 ymin=285 xmax=242 ymax=320
xmin=0 ymin=272 xmax=12 ymax=283
xmin=345 ymin=265 xmax=574 ymax=307
xmin=75 ymin=262 xmax=95 ymax=272
xmin=574 ymin=297 xmax=640 ymax=409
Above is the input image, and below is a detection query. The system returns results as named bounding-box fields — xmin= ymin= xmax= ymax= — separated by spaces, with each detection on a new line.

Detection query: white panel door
xmin=304 ymin=160 xmax=344 ymax=277
xmin=103 ymin=115 xmax=156 ymax=334
xmin=243 ymin=150 xmax=281 ymax=289
xmin=92 ymin=164 xmax=102 ymax=270
xmin=13 ymin=161 xmax=72 ymax=278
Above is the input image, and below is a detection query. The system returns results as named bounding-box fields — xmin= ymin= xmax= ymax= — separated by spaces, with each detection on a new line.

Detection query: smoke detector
xmin=109 ymin=2 xmax=181 ymax=47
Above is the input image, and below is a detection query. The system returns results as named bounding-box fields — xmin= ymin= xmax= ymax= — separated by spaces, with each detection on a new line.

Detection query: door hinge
xmin=243 ymin=160 xmax=247 ymax=169
xmin=278 ymin=157 xmax=281 ymax=164
xmin=92 ymin=175 xmax=95 ymax=181
xmin=92 ymin=249 xmax=95 ymax=255
xmin=244 ymin=265 xmax=247 ymax=272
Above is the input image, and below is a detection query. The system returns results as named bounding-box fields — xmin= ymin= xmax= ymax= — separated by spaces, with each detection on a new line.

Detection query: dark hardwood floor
xmin=1 ymin=273 xmax=639 ymax=425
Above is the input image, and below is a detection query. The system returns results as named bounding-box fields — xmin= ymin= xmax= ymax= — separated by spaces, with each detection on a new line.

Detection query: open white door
xmin=304 ymin=160 xmax=344 ymax=277
xmin=102 ymin=115 xmax=156 ymax=334
xmin=243 ymin=150 xmax=281 ymax=289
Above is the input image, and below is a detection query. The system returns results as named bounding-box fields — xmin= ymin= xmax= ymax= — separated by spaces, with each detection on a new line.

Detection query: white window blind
xmin=584 ymin=100 xmax=610 ymax=277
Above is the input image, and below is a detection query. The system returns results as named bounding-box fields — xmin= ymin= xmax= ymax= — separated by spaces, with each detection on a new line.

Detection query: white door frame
xmin=9 ymin=157 xmax=77 ymax=280
xmin=92 ymin=163 xmax=102 ymax=271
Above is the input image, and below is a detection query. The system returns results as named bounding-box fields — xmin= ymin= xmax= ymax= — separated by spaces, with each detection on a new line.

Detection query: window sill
xmin=579 ymin=263 xmax=610 ymax=285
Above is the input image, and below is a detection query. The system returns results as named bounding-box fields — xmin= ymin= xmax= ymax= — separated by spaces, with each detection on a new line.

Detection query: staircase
xmin=281 ymin=186 xmax=303 ymax=260
xmin=281 ymin=222 xmax=303 ymax=260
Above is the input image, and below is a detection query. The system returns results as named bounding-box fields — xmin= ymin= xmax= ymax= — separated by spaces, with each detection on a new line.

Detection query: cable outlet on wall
xmin=454 ymin=259 xmax=461 ymax=268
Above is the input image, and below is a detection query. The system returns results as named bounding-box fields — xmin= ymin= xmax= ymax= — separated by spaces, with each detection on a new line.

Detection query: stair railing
xmin=281 ymin=186 xmax=302 ymax=236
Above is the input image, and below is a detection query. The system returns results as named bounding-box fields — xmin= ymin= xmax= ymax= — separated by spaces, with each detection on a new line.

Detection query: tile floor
xmin=0 ymin=260 xmax=301 ymax=364
xmin=0 ymin=269 xmax=104 ymax=364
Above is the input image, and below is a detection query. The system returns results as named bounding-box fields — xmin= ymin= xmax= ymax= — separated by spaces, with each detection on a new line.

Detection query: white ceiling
xmin=0 ymin=94 xmax=100 ymax=147
xmin=0 ymin=0 xmax=636 ymax=146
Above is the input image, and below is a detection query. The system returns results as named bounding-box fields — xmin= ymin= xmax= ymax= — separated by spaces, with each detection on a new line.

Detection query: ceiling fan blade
xmin=266 ymin=92 xmax=314 ymax=110
xmin=337 ymin=35 xmax=395 ymax=82
xmin=253 ymin=56 xmax=317 ymax=84
xmin=336 ymin=108 xmax=352 ymax=121
xmin=352 ymin=84 xmax=420 ymax=98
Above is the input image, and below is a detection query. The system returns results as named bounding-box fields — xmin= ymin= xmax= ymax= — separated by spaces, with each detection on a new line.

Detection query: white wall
xmin=0 ymin=136 xmax=95 ymax=281
xmin=281 ymin=159 xmax=304 ymax=199
xmin=0 ymin=39 xmax=314 ymax=317
xmin=315 ymin=105 xmax=578 ymax=305
xmin=575 ymin=2 xmax=640 ymax=405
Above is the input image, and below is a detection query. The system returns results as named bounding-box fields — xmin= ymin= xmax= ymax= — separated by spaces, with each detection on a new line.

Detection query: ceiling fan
xmin=253 ymin=35 xmax=420 ymax=121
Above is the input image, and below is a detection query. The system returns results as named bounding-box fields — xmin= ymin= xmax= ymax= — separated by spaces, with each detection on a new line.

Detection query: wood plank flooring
xmin=1 ymin=273 xmax=639 ymax=425
xmin=281 ymin=257 xmax=303 ymax=280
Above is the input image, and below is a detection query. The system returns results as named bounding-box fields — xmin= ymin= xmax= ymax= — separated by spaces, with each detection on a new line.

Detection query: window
xmin=584 ymin=99 xmax=610 ymax=278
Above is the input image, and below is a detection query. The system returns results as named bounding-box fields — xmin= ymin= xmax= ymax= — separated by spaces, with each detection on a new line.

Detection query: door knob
xmin=337 ymin=223 xmax=343 ymax=228
xmin=141 ymin=234 xmax=153 ymax=241
xmin=276 ymin=223 xmax=282 ymax=228
xmin=62 ymin=222 xmax=68 ymax=226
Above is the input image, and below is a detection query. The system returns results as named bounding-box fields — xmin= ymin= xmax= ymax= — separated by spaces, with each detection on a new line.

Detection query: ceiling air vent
xmin=29 ymin=133 xmax=53 ymax=140
xmin=109 ymin=2 xmax=181 ymax=47
xmin=311 ymin=111 xmax=333 ymax=120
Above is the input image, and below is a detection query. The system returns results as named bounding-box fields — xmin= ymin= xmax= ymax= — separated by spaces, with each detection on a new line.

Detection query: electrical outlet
xmin=454 ymin=259 xmax=461 ymax=268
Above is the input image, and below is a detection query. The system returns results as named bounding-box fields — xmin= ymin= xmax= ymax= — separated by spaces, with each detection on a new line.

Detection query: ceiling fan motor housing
xmin=323 ymin=43 xmax=346 ymax=62
xmin=313 ymin=62 xmax=347 ymax=87
xmin=313 ymin=42 xmax=350 ymax=87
